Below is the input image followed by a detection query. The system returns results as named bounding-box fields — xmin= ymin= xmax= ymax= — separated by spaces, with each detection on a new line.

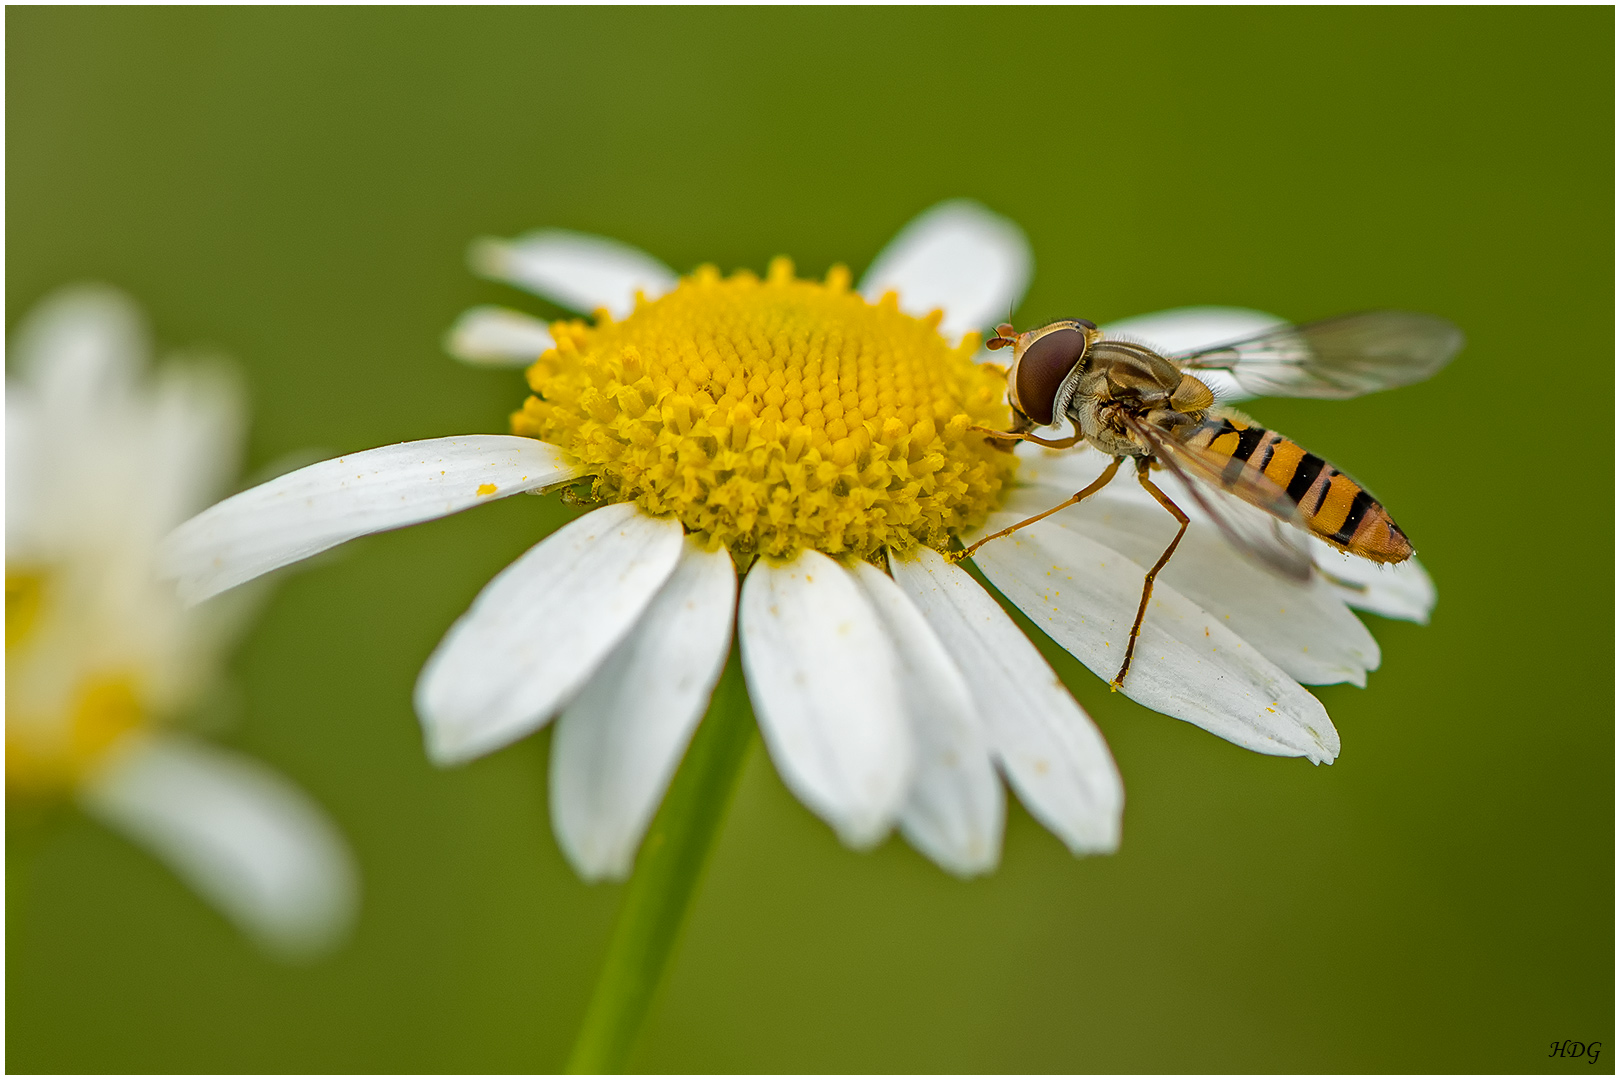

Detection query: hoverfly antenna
xmin=986 ymin=321 xmax=1018 ymax=351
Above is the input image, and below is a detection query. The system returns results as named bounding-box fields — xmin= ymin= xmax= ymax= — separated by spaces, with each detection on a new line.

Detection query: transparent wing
xmin=1125 ymin=415 xmax=1314 ymax=582
xmin=1175 ymin=310 xmax=1463 ymax=400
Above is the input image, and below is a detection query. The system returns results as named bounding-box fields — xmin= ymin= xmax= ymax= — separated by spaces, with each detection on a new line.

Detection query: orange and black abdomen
xmin=1187 ymin=414 xmax=1413 ymax=563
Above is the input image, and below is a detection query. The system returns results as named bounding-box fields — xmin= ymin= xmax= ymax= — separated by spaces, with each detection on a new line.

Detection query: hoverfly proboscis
xmin=958 ymin=310 xmax=1463 ymax=690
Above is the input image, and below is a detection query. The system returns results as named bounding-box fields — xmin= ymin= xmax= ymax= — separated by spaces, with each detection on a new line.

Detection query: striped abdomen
xmin=1184 ymin=412 xmax=1413 ymax=563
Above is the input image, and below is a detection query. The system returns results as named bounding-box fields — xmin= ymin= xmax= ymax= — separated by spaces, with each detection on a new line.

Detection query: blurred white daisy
xmin=161 ymin=201 xmax=1432 ymax=882
xmin=8 ymin=286 xmax=358 ymax=958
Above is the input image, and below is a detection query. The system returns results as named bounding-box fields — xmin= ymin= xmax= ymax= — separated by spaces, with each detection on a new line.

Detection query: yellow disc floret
xmin=512 ymin=258 xmax=1014 ymax=561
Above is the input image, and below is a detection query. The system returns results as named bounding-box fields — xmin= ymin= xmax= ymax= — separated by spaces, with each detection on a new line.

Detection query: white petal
xmin=851 ymin=562 xmax=1003 ymax=876
xmin=1102 ymin=306 xmax=1287 ymax=354
xmin=161 ymin=436 xmax=586 ymax=603
xmin=1007 ymin=440 xmax=1121 ymax=491
xmin=738 ymin=550 xmax=913 ymax=848
xmin=470 ymin=229 xmax=678 ymax=320
xmin=859 ymin=200 xmax=1033 ymax=342
xmin=12 ymin=283 xmax=148 ymax=409
xmin=889 ymin=549 xmax=1122 ymax=855
xmin=1102 ymin=306 xmax=1287 ymax=403
xmin=972 ymin=523 xmax=1340 ymax=763
xmin=142 ymin=359 xmax=248 ymax=534
xmin=6 ymin=390 xmax=42 ymax=553
xmin=1312 ymin=539 xmax=1436 ymax=624
xmin=550 ymin=537 xmax=737 ymax=881
xmin=444 ymin=305 xmax=556 ymax=367
xmin=415 ymin=503 xmax=685 ymax=766
xmin=80 ymin=735 xmax=357 ymax=959
xmin=988 ymin=483 xmax=1380 ymax=687
xmin=7 ymin=285 xmax=244 ymax=565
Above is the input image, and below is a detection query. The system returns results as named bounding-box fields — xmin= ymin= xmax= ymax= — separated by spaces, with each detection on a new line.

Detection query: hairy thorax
xmin=1063 ymin=340 xmax=1216 ymax=459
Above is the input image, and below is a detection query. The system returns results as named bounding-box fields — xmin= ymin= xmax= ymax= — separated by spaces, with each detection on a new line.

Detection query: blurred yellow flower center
xmin=6 ymin=569 xmax=44 ymax=650
xmin=512 ymin=258 xmax=1014 ymax=561
xmin=6 ymin=569 xmax=146 ymax=796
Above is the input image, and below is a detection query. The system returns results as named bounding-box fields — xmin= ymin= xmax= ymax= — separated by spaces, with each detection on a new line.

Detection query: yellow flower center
xmin=511 ymin=258 xmax=1014 ymax=561
xmin=6 ymin=569 xmax=147 ymax=797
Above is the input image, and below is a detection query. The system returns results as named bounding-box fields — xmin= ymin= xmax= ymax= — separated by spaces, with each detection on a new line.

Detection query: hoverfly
xmin=960 ymin=311 xmax=1463 ymax=688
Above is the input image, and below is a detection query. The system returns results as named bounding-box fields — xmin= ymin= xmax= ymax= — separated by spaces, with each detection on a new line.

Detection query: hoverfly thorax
xmin=1089 ymin=341 xmax=1212 ymax=414
xmin=987 ymin=318 xmax=1099 ymax=427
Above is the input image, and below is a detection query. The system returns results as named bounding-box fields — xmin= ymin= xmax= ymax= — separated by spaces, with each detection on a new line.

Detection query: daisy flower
xmin=8 ymin=286 xmax=358 ymax=958
xmin=160 ymin=201 xmax=1434 ymax=885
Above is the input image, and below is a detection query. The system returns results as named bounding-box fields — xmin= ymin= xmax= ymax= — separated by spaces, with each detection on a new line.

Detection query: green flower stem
xmin=565 ymin=644 xmax=755 ymax=1073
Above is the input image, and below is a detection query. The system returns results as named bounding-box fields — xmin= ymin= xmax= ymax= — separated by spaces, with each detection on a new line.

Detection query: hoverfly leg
xmin=1112 ymin=462 xmax=1191 ymax=691
xmin=953 ymin=456 xmax=1124 ymax=562
xmin=968 ymin=426 xmax=1086 ymax=450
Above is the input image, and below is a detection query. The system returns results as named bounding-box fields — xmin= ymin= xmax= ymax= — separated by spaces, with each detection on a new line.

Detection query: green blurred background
xmin=7 ymin=7 xmax=1613 ymax=1072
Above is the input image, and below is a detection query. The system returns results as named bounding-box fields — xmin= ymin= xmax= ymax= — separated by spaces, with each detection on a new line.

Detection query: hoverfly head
xmin=1003 ymin=319 xmax=1099 ymax=427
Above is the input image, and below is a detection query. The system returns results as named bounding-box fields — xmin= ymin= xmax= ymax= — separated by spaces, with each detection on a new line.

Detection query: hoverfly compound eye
xmin=1014 ymin=327 xmax=1090 ymax=426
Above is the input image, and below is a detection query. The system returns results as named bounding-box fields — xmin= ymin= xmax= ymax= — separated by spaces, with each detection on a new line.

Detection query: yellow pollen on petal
xmin=476 ymin=483 xmax=498 ymax=496
xmin=512 ymin=260 xmax=1014 ymax=560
